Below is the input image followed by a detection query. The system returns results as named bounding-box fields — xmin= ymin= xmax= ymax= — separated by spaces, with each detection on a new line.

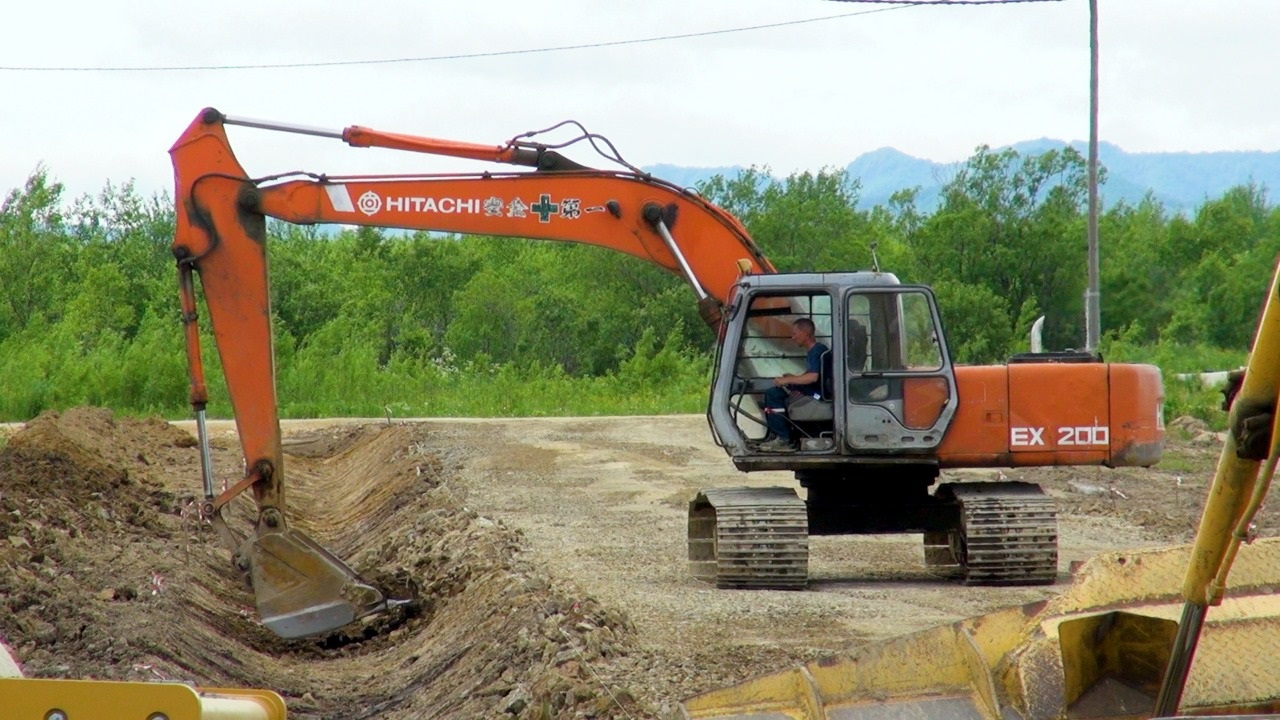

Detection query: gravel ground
xmin=0 ymin=410 xmax=1230 ymax=718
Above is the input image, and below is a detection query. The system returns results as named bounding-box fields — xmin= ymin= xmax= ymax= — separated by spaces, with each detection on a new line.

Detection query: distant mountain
xmin=643 ymin=142 xmax=1280 ymax=215
xmin=845 ymin=147 xmax=947 ymax=211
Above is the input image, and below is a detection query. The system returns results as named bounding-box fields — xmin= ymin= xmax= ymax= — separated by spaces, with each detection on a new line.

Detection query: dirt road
xmin=0 ymin=409 xmax=1225 ymax=718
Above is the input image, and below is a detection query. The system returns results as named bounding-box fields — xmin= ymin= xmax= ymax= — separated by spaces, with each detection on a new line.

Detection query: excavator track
xmin=688 ymin=486 xmax=809 ymax=589
xmin=941 ymin=481 xmax=1059 ymax=585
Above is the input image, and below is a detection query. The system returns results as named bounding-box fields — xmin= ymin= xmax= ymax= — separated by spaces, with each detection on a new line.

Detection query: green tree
xmin=0 ymin=169 xmax=75 ymax=336
xmin=929 ymin=279 xmax=1015 ymax=364
xmin=700 ymin=167 xmax=876 ymax=272
xmin=1098 ymin=194 xmax=1170 ymax=342
xmin=384 ymin=233 xmax=487 ymax=358
xmin=907 ymin=146 xmax=1093 ymax=351
xmin=68 ymin=180 xmax=177 ymax=327
xmin=1162 ymin=184 xmax=1279 ymax=349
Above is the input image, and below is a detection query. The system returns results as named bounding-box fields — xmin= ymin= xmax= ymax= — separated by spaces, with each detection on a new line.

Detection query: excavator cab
xmin=708 ymin=271 xmax=959 ymax=463
xmin=696 ymin=271 xmax=1057 ymax=589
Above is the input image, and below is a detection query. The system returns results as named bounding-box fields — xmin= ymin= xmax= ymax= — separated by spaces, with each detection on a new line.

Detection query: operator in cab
xmin=759 ymin=318 xmax=828 ymax=452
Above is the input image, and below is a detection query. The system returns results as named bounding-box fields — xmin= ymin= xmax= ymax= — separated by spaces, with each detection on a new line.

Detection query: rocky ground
xmin=0 ymin=409 xmax=1245 ymax=719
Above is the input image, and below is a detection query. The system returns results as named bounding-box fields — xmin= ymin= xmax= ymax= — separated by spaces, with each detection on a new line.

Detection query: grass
xmin=0 ymin=327 xmax=1248 ymax=436
xmin=1155 ymin=451 xmax=1212 ymax=475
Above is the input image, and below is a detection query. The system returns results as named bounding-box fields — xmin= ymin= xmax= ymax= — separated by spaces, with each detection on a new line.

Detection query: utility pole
xmin=1085 ymin=0 xmax=1101 ymax=352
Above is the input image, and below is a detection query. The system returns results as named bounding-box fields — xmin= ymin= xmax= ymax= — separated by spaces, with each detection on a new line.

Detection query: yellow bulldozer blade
xmin=248 ymin=527 xmax=387 ymax=639
xmin=0 ymin=678 xmax=286 ymax=720
xmin=681 ymin=537 xmax=1280 ymax=720
xmin=4 ymin=631 xmax=287 ymax=719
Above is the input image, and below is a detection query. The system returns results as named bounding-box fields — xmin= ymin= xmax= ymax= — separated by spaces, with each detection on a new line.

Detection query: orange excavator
xmin=168 ymin=108 xmax=1164 ymax=641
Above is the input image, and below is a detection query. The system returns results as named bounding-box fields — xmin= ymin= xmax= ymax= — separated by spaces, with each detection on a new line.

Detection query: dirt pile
xmin=0 ymin=409 xmax=649 ymax=719
xmin=0 ymin=408 xmax=194 ymax=679
xmin=1029 ymin=415 xmax=1280 ymax=544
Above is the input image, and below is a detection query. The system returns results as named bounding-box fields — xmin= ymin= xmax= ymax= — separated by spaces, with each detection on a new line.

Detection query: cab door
xmin=842 ymin=287 xmax=957 ymax=453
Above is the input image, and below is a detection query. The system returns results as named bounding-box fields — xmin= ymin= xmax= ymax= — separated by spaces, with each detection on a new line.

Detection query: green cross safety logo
xmin=530 ymin=194 xmax=559 ymax=223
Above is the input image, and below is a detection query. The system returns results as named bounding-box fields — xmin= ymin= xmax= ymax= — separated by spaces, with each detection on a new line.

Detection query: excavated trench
xmin=0 ymin=408 xmax=643 ymax=719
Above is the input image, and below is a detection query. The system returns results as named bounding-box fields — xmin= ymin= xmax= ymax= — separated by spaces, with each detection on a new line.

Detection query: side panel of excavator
xmin=1107 ymin=362 xmax=1166 ymax=466
xmin=1006 ymin=362 xmax=1111 ymax=466
xmin=937 ymin=363 xmax=1163 ymax=469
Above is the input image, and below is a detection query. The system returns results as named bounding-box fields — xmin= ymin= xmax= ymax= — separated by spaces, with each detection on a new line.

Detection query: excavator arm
xmin=173 ymin=109 xmax=771 ymax=304
xmin=1152 ymin=259 xmax=1280 ymax=714
xmin=169 ymin=108 xmax=772 ymax=638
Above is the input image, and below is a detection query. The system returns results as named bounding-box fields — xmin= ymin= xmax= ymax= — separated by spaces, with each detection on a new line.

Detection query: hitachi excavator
xmin=167 ymin=108 xmax=1164 ymax=642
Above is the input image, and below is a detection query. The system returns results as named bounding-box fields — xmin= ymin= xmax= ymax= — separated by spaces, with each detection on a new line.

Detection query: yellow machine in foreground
xmin=682 ymin=262 xmax=1280 ymax=719
xmin=0 ymin=636 xmax=286 ymax=719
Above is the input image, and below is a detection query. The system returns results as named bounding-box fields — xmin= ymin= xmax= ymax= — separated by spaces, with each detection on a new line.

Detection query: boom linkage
xmin=169 ymin=107 xmax=773 ymax=638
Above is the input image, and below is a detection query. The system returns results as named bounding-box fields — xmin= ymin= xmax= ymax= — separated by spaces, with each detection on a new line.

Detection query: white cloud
xmin=3 ymin=0 xmax=1277 ymax=201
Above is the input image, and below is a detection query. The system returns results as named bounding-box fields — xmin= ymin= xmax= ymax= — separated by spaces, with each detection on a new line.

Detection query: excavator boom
xmin=169 ymin=108 xmax=773 ymax=638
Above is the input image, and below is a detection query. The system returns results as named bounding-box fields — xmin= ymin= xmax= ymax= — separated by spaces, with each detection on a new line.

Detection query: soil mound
xmin=0 ymin=409 xmax=648 ymax=719
xmin=1 ymin=408 xmax=191 ymax=679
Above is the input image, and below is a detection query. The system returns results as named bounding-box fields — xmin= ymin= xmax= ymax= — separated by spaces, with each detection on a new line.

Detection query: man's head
xmin=791 ymin=318 xmax=817 ymax=346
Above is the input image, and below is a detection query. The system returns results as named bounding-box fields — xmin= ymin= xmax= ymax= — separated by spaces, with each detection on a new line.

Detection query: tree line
xmin=0 ymin=144 xmax=1270 ymax=423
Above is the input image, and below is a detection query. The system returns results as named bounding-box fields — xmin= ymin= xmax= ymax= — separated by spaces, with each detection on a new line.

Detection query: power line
xmin=830 ymin=0 xmax=1057 ymax=3
xmin=0 ymin=0 xmax=1056 ymax=73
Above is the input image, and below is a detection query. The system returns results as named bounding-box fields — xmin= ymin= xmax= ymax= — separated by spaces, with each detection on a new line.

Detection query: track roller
xmin=932 ymin=481 xmax=1059 ymax=585
xmin=688 ymin=486 xmax=809 ymax=589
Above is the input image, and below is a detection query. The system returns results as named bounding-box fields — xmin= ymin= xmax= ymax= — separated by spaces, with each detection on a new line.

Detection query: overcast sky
xmin=3 ymin=0 xmax=1278 ymax=202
